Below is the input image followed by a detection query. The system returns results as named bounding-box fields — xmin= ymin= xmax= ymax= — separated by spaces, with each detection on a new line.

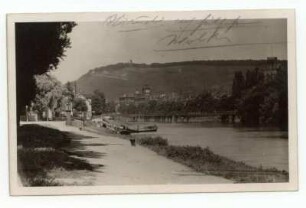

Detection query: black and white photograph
xmin=7 ymin=10 xmax=297 ymax=195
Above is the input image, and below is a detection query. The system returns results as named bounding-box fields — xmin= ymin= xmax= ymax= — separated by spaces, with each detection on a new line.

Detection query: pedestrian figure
xmin=130 ymin=138 xmax=136 ymax=146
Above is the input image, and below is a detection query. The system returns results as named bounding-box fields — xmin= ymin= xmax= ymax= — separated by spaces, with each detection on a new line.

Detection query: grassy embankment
xmin=17 ymin=124 xmax=99 ymax=186
xmin=136 ymin=136 xmax=289 ymax=183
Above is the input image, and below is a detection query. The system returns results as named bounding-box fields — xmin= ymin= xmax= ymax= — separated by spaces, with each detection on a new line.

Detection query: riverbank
xmin=18 ymin=121 xmax=231 ymax=186
xmin=81 ymin=121 xmax=288 ymax=183
xmin=135 ymin=136 xmax=288 ymax=183
xmin=134 ymin=122 xmax=289 ymax=171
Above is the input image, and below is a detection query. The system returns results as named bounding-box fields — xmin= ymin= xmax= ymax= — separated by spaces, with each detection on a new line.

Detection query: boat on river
xmin=118 ymin=125 xmax=158 ymax=135
xmin=101 ymin=116 xmax=158 ymax=135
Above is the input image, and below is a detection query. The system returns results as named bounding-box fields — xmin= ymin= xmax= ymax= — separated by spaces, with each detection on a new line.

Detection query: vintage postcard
xmin=7 ymin=9 xmax=297 ymax=195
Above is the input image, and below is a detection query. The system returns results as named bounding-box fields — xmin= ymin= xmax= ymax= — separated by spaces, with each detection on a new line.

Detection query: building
xmin=118 ymin=85 xmax=192 ymax=107
xmin=119 ymin=94 xmax=136 ymax=105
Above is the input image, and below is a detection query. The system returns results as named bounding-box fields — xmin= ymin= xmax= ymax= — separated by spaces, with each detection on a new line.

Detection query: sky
xmin=51 ymin=18 xmax=287 ymax=83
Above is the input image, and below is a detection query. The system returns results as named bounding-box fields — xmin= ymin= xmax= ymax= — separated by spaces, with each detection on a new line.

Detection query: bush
xmin=73 ymin=98 xmax=88 ymax=112
xmin=137 ymin=136 xmax=168 ymax=146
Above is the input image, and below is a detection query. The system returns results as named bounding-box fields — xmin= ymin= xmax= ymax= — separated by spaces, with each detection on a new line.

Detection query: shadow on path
xmin=61 ymin=131 xmax=106 ymax=171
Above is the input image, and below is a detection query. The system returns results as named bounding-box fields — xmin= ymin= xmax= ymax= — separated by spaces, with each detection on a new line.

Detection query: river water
xmin=134 ymin=122 xmax=288 ymax=171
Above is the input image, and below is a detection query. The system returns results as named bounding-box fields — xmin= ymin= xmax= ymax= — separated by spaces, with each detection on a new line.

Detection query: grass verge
xmin=136 ymin=136 xmax=288 ymax=183
xmin=17 ymin=124 xmax=99 ymax=186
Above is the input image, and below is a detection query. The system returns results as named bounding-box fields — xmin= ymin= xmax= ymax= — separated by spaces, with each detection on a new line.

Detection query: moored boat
xmin=100 ymin=115 xmax=158 ymax=135
xmin=122 ymin=125 xmax=158 ymax=134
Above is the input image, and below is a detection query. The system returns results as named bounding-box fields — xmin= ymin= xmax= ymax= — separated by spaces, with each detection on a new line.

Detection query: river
xmin=133 ymin=122 xmax=288 ymax=171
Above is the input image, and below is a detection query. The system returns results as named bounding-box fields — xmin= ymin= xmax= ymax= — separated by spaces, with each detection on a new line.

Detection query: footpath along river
xmin=133 ymin=122 xmax=288 ymax=171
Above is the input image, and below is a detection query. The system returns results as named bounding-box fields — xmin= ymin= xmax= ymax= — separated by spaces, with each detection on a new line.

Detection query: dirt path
xmin=33 ymin=121 xmax=232 ymax=185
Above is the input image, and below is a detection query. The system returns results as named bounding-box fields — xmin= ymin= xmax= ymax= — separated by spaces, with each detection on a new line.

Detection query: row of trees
xmin=33 ymin=74 xmax=65 ymax=118
xmin=32 ymin=74 xmax=112 ymax=119
xmin=232 ymin=66 xmax=288 ymax=129
xmin=118 ymin=92 xmax=230 ymax=115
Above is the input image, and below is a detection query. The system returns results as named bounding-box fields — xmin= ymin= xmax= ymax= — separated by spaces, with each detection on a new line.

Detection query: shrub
xmin=137 ymin=136 xmax=168 ymax=146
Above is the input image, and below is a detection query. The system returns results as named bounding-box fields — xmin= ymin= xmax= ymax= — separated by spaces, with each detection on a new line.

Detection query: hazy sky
xmin=51 ymin=18 xmax=287 ymax=83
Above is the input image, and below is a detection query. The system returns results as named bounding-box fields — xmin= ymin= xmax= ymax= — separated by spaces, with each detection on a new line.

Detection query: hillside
xmin=76 ymin=60 xmax=285 ymax=100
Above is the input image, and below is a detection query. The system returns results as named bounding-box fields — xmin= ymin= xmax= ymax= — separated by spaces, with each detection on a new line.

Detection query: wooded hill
xmin=76 ymin=60 xmax=287 ymax=100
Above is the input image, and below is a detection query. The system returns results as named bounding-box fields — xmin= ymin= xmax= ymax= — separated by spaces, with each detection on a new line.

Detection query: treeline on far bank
xmin=119 ymin=64 xmax=288 ymax=130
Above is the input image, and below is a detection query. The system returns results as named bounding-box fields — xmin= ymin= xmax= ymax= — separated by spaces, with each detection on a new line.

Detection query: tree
xmin=16 ymin=22 xmax=76 ymax=124
xmin=91 ymin=90 xmax=106 ymax=115
xmin=189 ymin=91 xmax=216 ymax=113
xmin=235 ymin=68 xmax=266 ymax=126
xmin=237 ymin=85 xmax=265 ymax=125
xmin=259 ymin=65 xmax=288 ymax=129
xmin=73 ymin=98 xmax=88 ymax=113
xmin=274 ymin=65 xmax=288 ymax=130
xmin=104 ymin=101 xmax=116 ymax=113
xmin=63 ymin=81 xmax=76 ymax=101
xmin=33 ymin=73 xmax=64 ymax=118
xmin=217 ymin=95 xmax=235 ymax=111
xmin=245 ymin=68 xmax=265 ymax=89
xmin=232 ymin=65 xmax=287 ymax=128
xmin=232 ymin=71 xmax=245 ymax=98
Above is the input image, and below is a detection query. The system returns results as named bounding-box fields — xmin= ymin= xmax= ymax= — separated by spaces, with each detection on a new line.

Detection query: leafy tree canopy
xmin=90 ymin=90 xmax=106 ymax=115
xmin=73 ymin=98 xmax=88 ymax=112
xmin=16 ymin=22 xmax=76 ymax=123
xmin=33 ymin=73 xmax=64 ymax=114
